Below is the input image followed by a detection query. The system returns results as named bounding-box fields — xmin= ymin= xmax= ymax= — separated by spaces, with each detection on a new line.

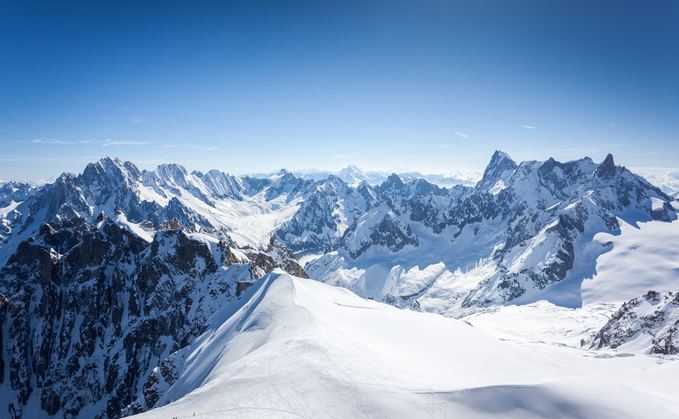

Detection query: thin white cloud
xmin=454 ymin=132 xmax=469 ymax=139
xmin=0 ymin=128 xmax=23 ymax=134
xmin=102 ymin=140 xmax=150 ymax=147
xmin=32 ymin=137 xmax=95 ymax=145
xmin=131 ymin=116 xmax=143 ymax=123
xmin=609 ymin=123 xmax=616 ymax=126
xmin=436 ymin=144 xmax=454 ymax=148
xmin=522 ymin=125 xmax=536 ymax=129
xmin=445 ymin=128 xmax=450 ymax=131
xmin=33 ymin=137 xmax=65 ymax=144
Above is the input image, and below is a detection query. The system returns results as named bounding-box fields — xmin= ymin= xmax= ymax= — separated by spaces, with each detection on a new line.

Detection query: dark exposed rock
xmin=588 ymin=291 xmax=679 ymax=355
xmin=340 ymin=203 xmax=419 ymax=259
xmin=0 ymin=214 xmax=309 ymax=419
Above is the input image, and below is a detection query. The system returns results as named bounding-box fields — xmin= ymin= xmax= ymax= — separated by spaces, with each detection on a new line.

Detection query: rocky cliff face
xmin=339 ymin=200 xmax=419 ymax=259
xmin=0 ymin=210 xmax=306 ymax=419
xmin=588 ymin=291 xmax=679 ymax=355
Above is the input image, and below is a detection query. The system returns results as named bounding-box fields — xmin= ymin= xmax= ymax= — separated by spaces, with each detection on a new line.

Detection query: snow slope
xmin=582 ymin=217 xmax=679 ymax=304
xmin=130 ymin=272 xmax=678 ymax=419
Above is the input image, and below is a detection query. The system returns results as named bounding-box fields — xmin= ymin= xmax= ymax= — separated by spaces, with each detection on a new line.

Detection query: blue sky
xmin=1 ymin=0 xmax=678 ymax=181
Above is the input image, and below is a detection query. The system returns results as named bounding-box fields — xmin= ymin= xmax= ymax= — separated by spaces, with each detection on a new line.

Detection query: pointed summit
xmin=385 ymin=173 xmax=404 ymax=187
xmin=475 ymin=150 xmax=518 ymax=192
xmin=594 ymin=153 xmax=617 ymax=181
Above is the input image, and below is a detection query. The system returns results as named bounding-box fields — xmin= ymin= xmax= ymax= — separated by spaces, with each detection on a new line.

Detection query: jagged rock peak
xmin=475 ymin=150 xmax=518 ymax=191
xmin=386 ymin=173 xmax=404 ymax=185
xmin=155 ymin=163 xmax=189 ymax=178
xmin=85 ymin=157 xmax=141 ymax=180
xmin=594 ymin=153 xmax=617 ymax=180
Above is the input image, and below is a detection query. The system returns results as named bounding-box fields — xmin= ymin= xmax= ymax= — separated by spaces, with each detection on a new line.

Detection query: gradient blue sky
xmin=1 ymin=0 xmax=678 ymax=181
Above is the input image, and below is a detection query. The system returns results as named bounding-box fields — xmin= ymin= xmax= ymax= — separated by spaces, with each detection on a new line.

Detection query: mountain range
xmin=1 ymin=151 xmax=678 ymax=419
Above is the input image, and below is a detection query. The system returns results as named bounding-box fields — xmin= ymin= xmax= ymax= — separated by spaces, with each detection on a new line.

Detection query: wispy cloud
xmin=102 ymin=139 xmax=150 ymax=147
xmin=609 ymin=123 xmax=616 ymax=126
xmin=32 ymin=137 xmax=94 ymax=145
xmin=522 ymin=125 xmax=536 ymax=129
xmin=131 ymin=116 xmax=143 ymax=123
xmin=445 ymin=128 xmax=450 ymax=131
xmin=32 ymin=137 xmax=65 ymax=144
xmin=436 ymin=144 xmax=454 ymax=148
xmin=0 ymin=128 xmax=23 ymax=134
xmin=454 ymin=132 xmax=469 ymax=139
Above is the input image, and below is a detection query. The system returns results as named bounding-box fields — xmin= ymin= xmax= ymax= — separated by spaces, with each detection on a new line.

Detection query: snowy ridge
xmin=128 ymin=272 xmax=677 ymax=419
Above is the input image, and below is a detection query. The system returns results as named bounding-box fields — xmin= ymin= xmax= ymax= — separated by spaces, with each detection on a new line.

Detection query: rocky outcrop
xmin=276 ymin=175 xmax=379 ymax=254
xmin=340 ymin=201 xmax=419 ymax=259
xmin=588 ymin=291 xmax=679 ymax=355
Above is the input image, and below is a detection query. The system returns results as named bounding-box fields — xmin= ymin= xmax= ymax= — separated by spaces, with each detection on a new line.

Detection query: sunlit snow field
xmin=130 ymin=272 xmax=679 ymax=419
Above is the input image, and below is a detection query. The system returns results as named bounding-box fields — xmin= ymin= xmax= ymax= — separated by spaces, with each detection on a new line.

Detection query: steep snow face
xmin=588 ymin=291 xmax=679 ymax=355
xmin=128 ymin=272 xmax=677 ymax=419
xmin=582 ymin=217 xmax=679 ymax=304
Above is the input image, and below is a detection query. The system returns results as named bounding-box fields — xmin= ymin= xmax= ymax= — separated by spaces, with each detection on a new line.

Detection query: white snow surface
xmin=582 ymin=218 xmax=679 ymax=305
xmin=130 ymin=272 xmax=678 ymax=419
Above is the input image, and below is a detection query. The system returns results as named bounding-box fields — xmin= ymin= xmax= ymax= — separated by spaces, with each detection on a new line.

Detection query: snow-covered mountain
xmin=0 ymin=211 xmax=306 ymax=419
xmin=126 ymin=272 xmax=677 ymax=419
xmin=1 ymin=151 xmax=678 ymax=419
xmin=0 ymin=157 xmax=315 ymax=268
xmin=306 ymin=151 xmax=676 ymax=314
xmin=261 ymin=164 xmax=482 ymax=187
